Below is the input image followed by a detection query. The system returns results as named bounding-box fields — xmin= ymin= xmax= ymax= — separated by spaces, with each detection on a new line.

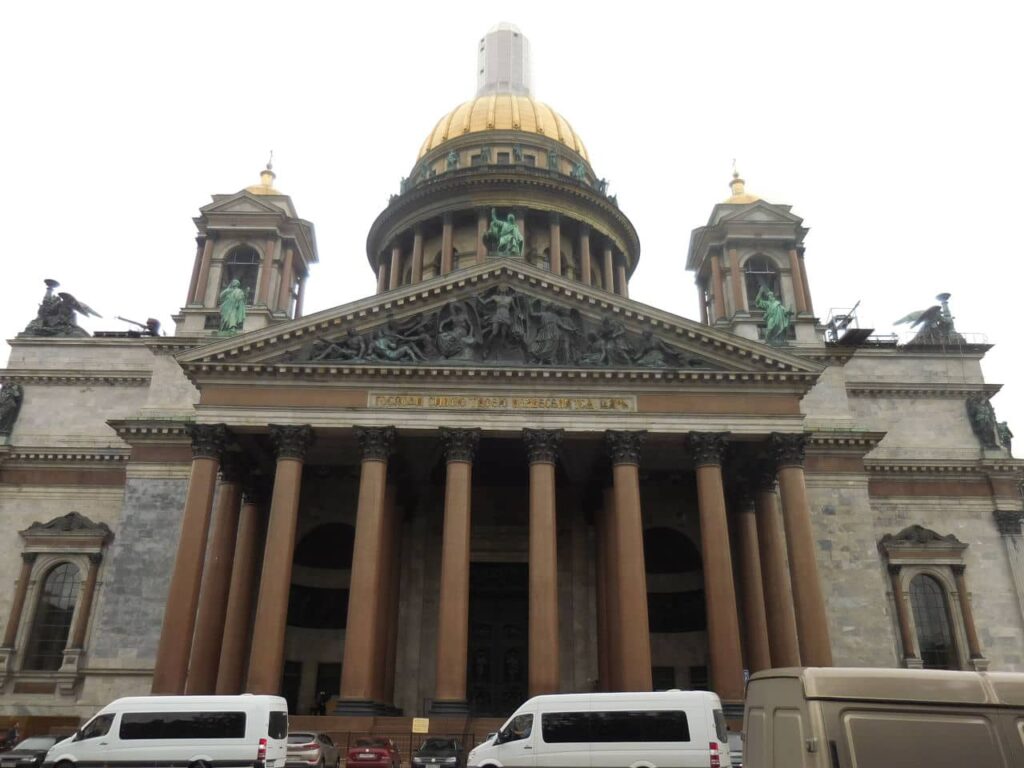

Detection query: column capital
xmin=355 ymin=426 xmax=397 ymax=461
xmin=269 ymin=424 xmax=315 ymax=461
xmin=440 ymin=427 xmax=480 ymax=463
xmin=523 ymin=428 xmax=563 ymax=464
xmin=605 ymin=430 xmax=645 ymax=465
xmin=186 ymin=423 xmax=229 ymax=461
xmin=753 ymin=463 xmax=778 ymax=492
xmin=689 ymin=432 xmax=729 ymax=467
xmin=770 ymin=432 xmax=807 ymax=468
xmin=994 ymin=510 xmax=1024 ymax=536
xmin=219 ymin=452 xmax=246 ymax=484
xmin=20 ymin=552 xmax=37 ymax=565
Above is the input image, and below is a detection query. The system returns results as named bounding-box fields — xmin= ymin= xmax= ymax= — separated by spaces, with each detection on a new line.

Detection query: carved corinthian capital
xmin=770 ymin=432 xmax=807 ymax=468
xmin=606 ymin=430 xmax=646 ymax=466
xmin=523 ymin=428 xmax=563 ymax=464
xmin=356 ymin=426 xmax=397 ymax=461
xmin=994 ymin=510 xmax=1024 ymax=537
xmin=269 ymin=424 xmax=315 ymax=461
xmin=186 ymin=423 xmax=229 ymax=461
xmin=441 ymin=427 xmax=480 ymax=463
xmin=688 ymin=432 xmax=729 ymax=467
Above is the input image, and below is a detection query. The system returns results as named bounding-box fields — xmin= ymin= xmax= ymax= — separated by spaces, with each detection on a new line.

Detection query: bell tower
xmin=686 ymin=170 xmax=818 ymax=344
xmin=175 ymin=162 xmax=319 ymax=336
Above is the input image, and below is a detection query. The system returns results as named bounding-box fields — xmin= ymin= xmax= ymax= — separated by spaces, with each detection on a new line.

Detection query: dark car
xmin=0 ymin=736 xmax=60 ymax=768
xmin=287 ymin=731 xmax=341 ymax=768
xmin=345 ymin=737 xmax=400 ymax=768
xmin=412 ymin=737 xmax=464 ymax=768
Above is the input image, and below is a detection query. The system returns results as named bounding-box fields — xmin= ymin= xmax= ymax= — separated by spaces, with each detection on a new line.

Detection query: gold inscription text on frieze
xmin=369 ymin=393 xmax=635 ymax=412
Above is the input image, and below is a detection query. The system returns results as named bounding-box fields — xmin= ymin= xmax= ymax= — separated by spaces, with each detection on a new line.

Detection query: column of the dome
xmin=441 ymin=214 xmax=454 ymax=275
xmin=579 ymin=225 xmax=592 ymax=286
xmin=549 ymin=213 xmax=562 ymax=275
xmin=615 ymin=256 xmax=628 ymax=299
xmin=476 ymin=210 xmax=488 ymax=263
xmin=412 ymin=227 xmax=424 ymax=282
xmin=602 ymin=244 xmax=614 ymax=293
xmin=376 ymin=259 xmax=388 ymax=294
xmin=389 ymin=244 xmax=402 ymax=290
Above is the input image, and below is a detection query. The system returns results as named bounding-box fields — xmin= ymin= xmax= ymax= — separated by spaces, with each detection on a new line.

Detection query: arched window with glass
xmin=220 ymin=245 xmax=260 ymax=301
xmin=25 ymin=562 xmax=82 ymax=671
xmin=909 ymin=573 xmax=958 ymax=670
xmin=744 ymin=256 xmax=780 ymax=311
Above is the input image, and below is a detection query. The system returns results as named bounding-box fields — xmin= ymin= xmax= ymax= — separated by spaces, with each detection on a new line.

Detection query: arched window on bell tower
xmin=744 ymin=256 xmax=780 ymax=311
xmin=221 ymin=245 xmax=260 ymax=305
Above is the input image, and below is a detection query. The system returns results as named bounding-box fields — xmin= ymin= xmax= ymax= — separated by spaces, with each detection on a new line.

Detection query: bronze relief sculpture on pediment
xmin=304 ymin=287 xmax=712 ymax=369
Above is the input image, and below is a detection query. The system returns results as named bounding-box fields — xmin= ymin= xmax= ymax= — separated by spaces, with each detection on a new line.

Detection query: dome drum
xmin=368 ymin=169 xmax=639 ymax=297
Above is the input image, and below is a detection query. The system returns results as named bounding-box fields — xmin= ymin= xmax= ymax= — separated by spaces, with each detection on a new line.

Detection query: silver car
xmin=287 ymin=732 xmax=341 ymax=768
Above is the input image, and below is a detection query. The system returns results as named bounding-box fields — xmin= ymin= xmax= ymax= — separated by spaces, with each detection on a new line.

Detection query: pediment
xmin=178 ymin=261 xmax=822 ymax=382
xmin=201 ymin=192 xmax=289 ymax=216
xmin=717 ymin=200 xmax=803 ymax=226
xmin=20 ymin=511 xmax=113 ymax=546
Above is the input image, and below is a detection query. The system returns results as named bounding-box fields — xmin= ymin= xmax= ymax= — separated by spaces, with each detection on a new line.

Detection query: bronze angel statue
xmin=895 ymin=293 xmax=964 ymax=346
xmin=22 ymin=279 xmax=101 ymax=338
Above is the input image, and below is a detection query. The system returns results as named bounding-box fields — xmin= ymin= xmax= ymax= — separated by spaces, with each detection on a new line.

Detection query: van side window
xmin=500 ymin=714 xmax=533 ymax=742
xmin=119 ymin=712 xmax=246 ymax=739
xmin=268 ymin=711 xmax=289 ymax=740
xmin=591 ymin=710 xmax=690 ymax=742
xmin=542 ymin=712 xmax=589 ymax=743
xmin=77 ymin=714 xmax=114 ymax=740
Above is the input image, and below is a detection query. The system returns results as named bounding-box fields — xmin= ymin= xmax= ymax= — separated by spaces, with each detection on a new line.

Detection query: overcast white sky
xmin=2 ymin=1 xmax=1021 ymax=442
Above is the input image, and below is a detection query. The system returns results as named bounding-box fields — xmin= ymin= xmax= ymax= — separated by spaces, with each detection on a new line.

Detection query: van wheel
xmin=190 ymin=762 xmax=211 ymax=768
xmin=56 ymin=762 xmax=74 ymax=768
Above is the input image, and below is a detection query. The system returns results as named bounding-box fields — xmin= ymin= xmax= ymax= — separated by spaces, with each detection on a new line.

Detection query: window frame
xmin=23 ymin=561 xmax=82 ymax=671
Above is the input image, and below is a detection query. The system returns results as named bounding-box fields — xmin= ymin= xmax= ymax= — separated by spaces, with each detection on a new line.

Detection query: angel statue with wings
xmin=22 ymin=279 xmax=101 ymax=338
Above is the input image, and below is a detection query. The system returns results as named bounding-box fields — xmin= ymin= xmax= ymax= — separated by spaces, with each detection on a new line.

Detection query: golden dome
xmin=418 ymin=93 xmax=588 ymax=161
xmin=723 ymin=170 xmax=760 ymax=204
xmin=245 ymin=162 xmax=281 ymax=196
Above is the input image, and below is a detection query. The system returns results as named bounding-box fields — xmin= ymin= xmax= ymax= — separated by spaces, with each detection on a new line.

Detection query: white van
xmin=42 ymin=694 xmax=289 ymax=768
xmin=467 ymin=690 xmax=731 ymax=768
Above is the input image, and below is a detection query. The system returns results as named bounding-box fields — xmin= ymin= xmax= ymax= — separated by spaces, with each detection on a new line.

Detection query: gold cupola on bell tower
xmin=174 ymin=160 xmax=319 ymax=336
xmin=686 ymin=168 xmax=818 ymax=344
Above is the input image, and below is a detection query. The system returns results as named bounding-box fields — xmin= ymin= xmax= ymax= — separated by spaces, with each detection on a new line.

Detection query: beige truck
xmin=743 ymin=667 xmax=1024 ymax=768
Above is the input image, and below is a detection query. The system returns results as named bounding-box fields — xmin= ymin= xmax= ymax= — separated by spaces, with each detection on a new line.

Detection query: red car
xmin=346 ymin=737 xmax=401 ymax=768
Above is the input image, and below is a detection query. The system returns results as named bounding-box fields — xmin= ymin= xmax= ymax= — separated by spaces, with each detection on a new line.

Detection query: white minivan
xmin=467 ymin=690 xmax=731 ymax=768
xmin=42 ymin=694 xmax=289 ymax=768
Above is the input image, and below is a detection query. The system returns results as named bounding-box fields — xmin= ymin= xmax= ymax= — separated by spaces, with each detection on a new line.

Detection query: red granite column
xmin=216 ymin=478 xmax=266 ymax=694
xmin=277 ymin=247 xmax=295 ymax=312
xmin=376 ymin=261 xmax=388 ymax=294
xmin=754 ymin=470 xmax=801 ymax=668
xmin=889 ymin=565 xmax=919 ymax=665
xmin=524 ymin=428 xmax=562 ymax=696
xmin=1 ymin=554 xmax=37 ymax=649
xmin=431 ymin=428 xmax=480 ymax=714
xmin=615 ymin=260 xmax=629 ymax=299
xmin=476 ymin=210 xmax=488 ymax=263
xmin=579 ymin=225 xmax=592 ymax=286
xmin=727 ymin=247 xmax=745 ymax=313
xmin=735 ymin=489 xmax=771 ymax=673
xmin=602 ymin=245 xmax=615 ymax=293
xmin=771 ymin=433 xmax=833 ymax=667
xmin=193 ymin=235 xmax=215 ymax=305
xmin=389 ymin=245 xmax=403 ymax=290
xmin=710 ymin=250 xmax=726 ymax=322
xmin=549 ymin=214 xmax=562 ymax=276
xmin=295 ymin=275 xmax=306 ymax=318
xmin=797 ymin=247 xmax=814 ymax=315
xmin=152 ymin=423 xmax=227 ymax=694
xmin=787 ymin=244 xmax=808 ymax=315
xmin=441 ymin=214 xmax=454 ymax=275
xmin=953 ymin=565 xmax=984 ymax=661
xmin=246 ymin=425 xmax=315 ymax=694
xmin=187 ymin=454 xmax=244 ymax=693
xmin=67 ymin=554 xmax=102 ymax=650
xmin=690 ymin=432 xmax=745 ymax=704
xmin=412 ymin=226 xmax=425 ymax=281
xmin=338 ymin=427 xmax=396 ymax=713
xmin=606 ymin=431 xmax=652 ymax=691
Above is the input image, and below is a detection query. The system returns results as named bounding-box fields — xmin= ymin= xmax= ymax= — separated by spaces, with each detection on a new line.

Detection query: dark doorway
xmin=281 ymin=660 xmax=302 ymax=714
xmin=467 ymin=562 xmax=528 ymax=717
